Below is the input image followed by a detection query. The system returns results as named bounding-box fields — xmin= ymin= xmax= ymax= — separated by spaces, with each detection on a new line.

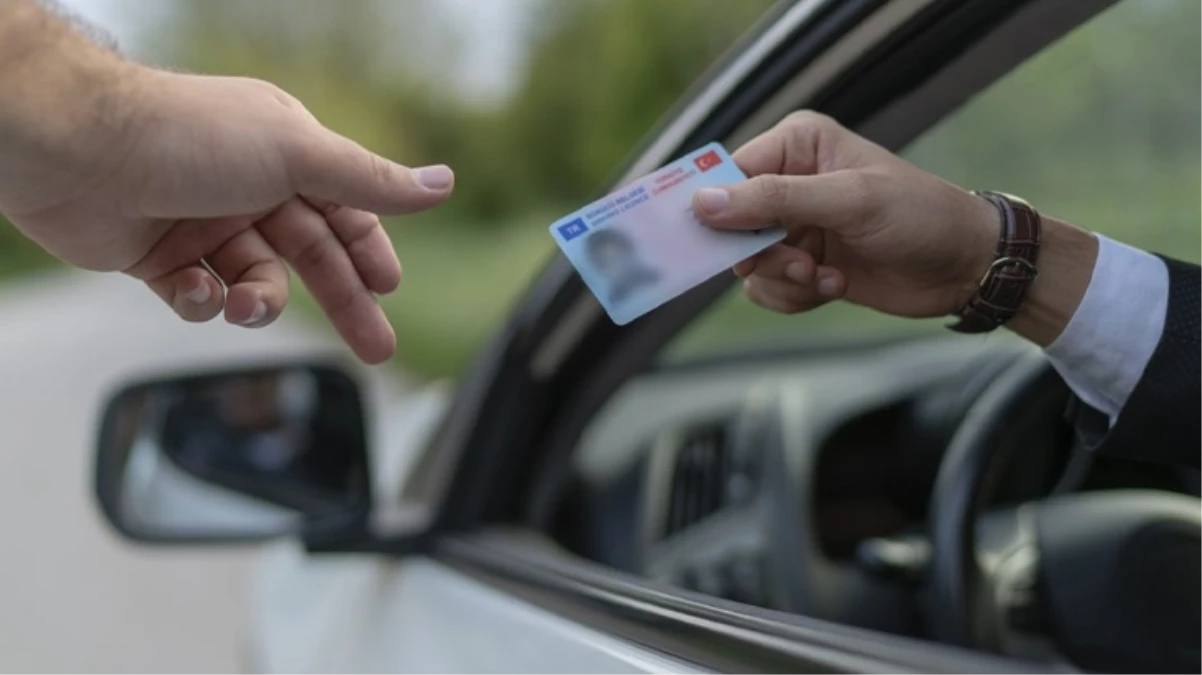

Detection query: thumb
xmin=288 ymin=127 xmax=454 ymax=214
xmin=692 ymin=170 xmax=867 ymax=233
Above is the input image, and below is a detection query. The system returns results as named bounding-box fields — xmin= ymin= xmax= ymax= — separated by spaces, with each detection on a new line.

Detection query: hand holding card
xmin=549 ymin=143 xmax=783 ymax=325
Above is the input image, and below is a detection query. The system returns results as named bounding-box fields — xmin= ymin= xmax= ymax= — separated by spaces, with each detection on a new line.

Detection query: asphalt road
xmin=0 ymin=272 xmax=408 ymax=673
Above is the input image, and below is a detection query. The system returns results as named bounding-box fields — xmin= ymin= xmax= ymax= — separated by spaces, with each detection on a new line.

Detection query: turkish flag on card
xmin=693 ymin=150 xmax=722 ymax=172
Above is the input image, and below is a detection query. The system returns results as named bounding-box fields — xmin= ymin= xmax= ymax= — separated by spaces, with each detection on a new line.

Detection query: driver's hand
xmin=2 ymin=66 xmax=454 ymax=364
xmin=690 ymin=111 xmax=998 ymax=319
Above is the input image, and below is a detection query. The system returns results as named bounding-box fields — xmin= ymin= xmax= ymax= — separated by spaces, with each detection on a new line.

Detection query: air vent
xmin=663 ymin=422 xmax=731 ymax=538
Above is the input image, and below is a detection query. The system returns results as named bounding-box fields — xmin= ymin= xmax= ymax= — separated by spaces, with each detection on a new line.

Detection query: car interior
xmin=545 ymin=337 xmax=1199 ymax=671
xmin=508 ymin=1 xmax=1201 ymax=671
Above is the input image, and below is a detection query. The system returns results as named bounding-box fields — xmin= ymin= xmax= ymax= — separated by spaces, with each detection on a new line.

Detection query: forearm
xmin=990 ymin=199 xmax=1175 ymax=431
xmin=0 ymin=0 xmax=139 ymax=214
xmin=1006 ymin=215 xmax=1098 ymax=347
xmin=974 ymin=205 xmax=1169 ymax=427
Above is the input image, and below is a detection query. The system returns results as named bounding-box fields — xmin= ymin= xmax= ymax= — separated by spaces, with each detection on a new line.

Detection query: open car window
xmin=547 ymin=0 xmax=1197 ymax=665
xmin=663 ymin=0 xmax=1200 ymax=364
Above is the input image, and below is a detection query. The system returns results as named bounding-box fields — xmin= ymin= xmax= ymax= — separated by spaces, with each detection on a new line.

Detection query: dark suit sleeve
xmin=1070 ymin=256 xmax=1200 ymax=469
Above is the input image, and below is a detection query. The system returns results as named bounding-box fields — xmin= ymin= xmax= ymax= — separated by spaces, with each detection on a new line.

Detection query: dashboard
xmin=554 ymin=336 xmax=1195 ymax=638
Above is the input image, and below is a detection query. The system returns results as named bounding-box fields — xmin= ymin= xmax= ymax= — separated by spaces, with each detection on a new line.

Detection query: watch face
xmin=986 ymin=189 xmax=1032 ymax=209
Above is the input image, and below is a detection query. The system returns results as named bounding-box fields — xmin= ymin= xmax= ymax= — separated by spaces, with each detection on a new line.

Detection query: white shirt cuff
xmin=1044 ymin=234 xmax=1168 ymax=423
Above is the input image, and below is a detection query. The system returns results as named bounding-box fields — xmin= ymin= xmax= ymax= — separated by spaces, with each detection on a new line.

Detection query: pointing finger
xmin=301 ymin=197 xmax=401 ymax=294
xmin=255 ymin=198 xmax=396 ymax=364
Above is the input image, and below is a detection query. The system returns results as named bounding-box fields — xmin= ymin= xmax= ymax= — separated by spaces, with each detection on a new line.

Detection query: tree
xmin=503 ymin=0 xmax=776 ymax=207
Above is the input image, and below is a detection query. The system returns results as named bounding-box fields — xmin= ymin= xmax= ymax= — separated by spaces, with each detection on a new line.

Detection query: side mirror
xmin=94 ymin=362 xmax=371 ymax=545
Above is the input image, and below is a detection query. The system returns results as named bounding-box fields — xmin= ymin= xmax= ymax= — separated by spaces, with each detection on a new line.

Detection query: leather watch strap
xmin=948 ymin=191 xmax=1042 ymax=333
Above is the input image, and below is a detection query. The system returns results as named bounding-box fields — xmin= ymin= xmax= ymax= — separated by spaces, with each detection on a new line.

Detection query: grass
xmin=378 ymin=218 xmax=557 ymax=377
xmin=289 ymin=212 xmax=560 ymax=380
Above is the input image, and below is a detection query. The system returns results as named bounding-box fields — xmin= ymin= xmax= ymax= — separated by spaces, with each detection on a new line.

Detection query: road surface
xmin=0 ymin=272 xmax=409 ymax=672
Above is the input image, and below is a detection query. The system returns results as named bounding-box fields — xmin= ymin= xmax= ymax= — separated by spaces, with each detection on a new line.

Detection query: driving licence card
xmin=549 ymin=143 xmax=784 ymax=325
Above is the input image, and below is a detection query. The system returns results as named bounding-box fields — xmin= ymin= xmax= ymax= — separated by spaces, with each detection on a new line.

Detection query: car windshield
xmin=666 ymin=0 xmax=1201 ymax=362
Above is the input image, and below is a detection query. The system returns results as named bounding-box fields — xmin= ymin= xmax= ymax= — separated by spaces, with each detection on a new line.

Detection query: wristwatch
xmin=948 ymin=190 xmax=1043 ymax=333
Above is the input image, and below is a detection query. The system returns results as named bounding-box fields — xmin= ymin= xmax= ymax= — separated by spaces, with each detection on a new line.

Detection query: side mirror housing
xmin=94 ymin=362 xmax=372 ymax=546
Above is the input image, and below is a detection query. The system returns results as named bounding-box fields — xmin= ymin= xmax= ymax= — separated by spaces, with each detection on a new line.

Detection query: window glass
xmin=667 ymin=0 xmax=1200 ymax=362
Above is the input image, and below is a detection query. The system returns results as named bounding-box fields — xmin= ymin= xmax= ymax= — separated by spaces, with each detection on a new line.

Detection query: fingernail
xmin=241 ymin=300 xmax=267 ymax=326
xmin=818 ymin=276 xmax=839 ymax=298
xmin=182 ymin=283 xmax=211 ymax=304
xmin=414 ymin=164 xmax=454 ymax=190
xmin=695 ymin=187 xmax=730 ymax=214
xmin=785 ymin=261 xmax=808 ymax=283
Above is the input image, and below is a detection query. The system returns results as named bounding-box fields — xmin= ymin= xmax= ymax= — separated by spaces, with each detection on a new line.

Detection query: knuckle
xmin=283 ymin=130 xmax=325 ymax=183
xmin=253 ymin=79 xmax=307 ymax=113
xmin=366 ymin=152 xmax=399 ymax=187
xmin=841 ymin=169 xmax=871 ymax=199
xmin=754 ymin=175 xmax=792 ymax=211
xmin=745 ymin=274 xmax=809 ymax=315
xmin=767 ymin=296 xmax=801 ymax=315
xmin=782 ymin=110 xmax=836 ymax=135
xmin=780 ymin=298 xmax=807 ymax=315
xmin=839 ymin=169 xmax=877 ymax=216
xmin=326 ymin=288 xmax=366 ymax=322
xmin=293 ymin=232 xmax=338 ymax=273
xmin=780 ymin=111 xmax=844 ymax=170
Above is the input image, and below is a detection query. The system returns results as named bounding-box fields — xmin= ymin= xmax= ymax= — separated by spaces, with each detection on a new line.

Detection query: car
xmin=90 ymin=0 xmax=1200 ymax=672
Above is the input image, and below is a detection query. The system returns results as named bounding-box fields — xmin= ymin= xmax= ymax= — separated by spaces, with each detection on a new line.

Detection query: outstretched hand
xmin=2 ymin=68 xmax=453 ymax=364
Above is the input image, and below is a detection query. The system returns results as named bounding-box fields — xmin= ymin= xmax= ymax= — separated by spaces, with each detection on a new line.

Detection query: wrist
xmin=1006 ymin=216 xmax=1098 ymax=346
xmin=947 ymin=191 xmax=1088 ymax=339
xmin=0 ymin=2 xmax=145 ymax=214
xmin=951 ymin=188 xmax=1004 ymax=309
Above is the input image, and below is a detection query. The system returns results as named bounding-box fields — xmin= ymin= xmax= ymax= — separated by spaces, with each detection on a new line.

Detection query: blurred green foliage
xmin=150 ymin=0 xmax=775 ymax=224
xmin=150 ymin=0 xmax=776 ymax=377
xmin=0 ymin=223 xmax=55 ymax=276
xmin=497 ymin=0 xmax=774 ymax=209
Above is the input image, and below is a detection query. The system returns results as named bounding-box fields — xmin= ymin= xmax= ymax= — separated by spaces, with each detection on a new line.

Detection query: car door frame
xmin=396 ymin=0 xmax=1119 ymax=671
xmin=410 ymin=0 xmax=1117 ymax=532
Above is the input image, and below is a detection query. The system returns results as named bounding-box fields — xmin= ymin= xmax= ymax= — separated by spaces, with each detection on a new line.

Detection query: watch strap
xmin=948 ymin=191 xmax=1042 ymax=333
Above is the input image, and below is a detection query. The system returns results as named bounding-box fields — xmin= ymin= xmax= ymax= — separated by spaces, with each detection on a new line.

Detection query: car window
xmin=556 ymin=0 xmax=1199 ymax=646
xmin=665 ymin=0 xmax=1201 ymax=362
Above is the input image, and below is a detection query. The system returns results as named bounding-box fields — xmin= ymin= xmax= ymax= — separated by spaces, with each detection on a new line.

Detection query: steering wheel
xmin=927 ymin=351 xmax=1201 ymax=672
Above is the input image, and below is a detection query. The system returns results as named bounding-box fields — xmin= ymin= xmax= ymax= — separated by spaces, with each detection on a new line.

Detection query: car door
xmin=247 ymin=0 xmax=1136 ymax=672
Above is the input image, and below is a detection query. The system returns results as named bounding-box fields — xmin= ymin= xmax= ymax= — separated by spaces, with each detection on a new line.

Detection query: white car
xmin=92 ymin=0 xmax=1200 ymax=671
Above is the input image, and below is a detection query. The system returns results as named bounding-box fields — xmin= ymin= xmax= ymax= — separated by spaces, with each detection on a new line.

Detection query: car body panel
xmin=249 ymin=544 xmax=703 ymax=673
xmin=244 ymin=377 xmax=453 ymax=670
